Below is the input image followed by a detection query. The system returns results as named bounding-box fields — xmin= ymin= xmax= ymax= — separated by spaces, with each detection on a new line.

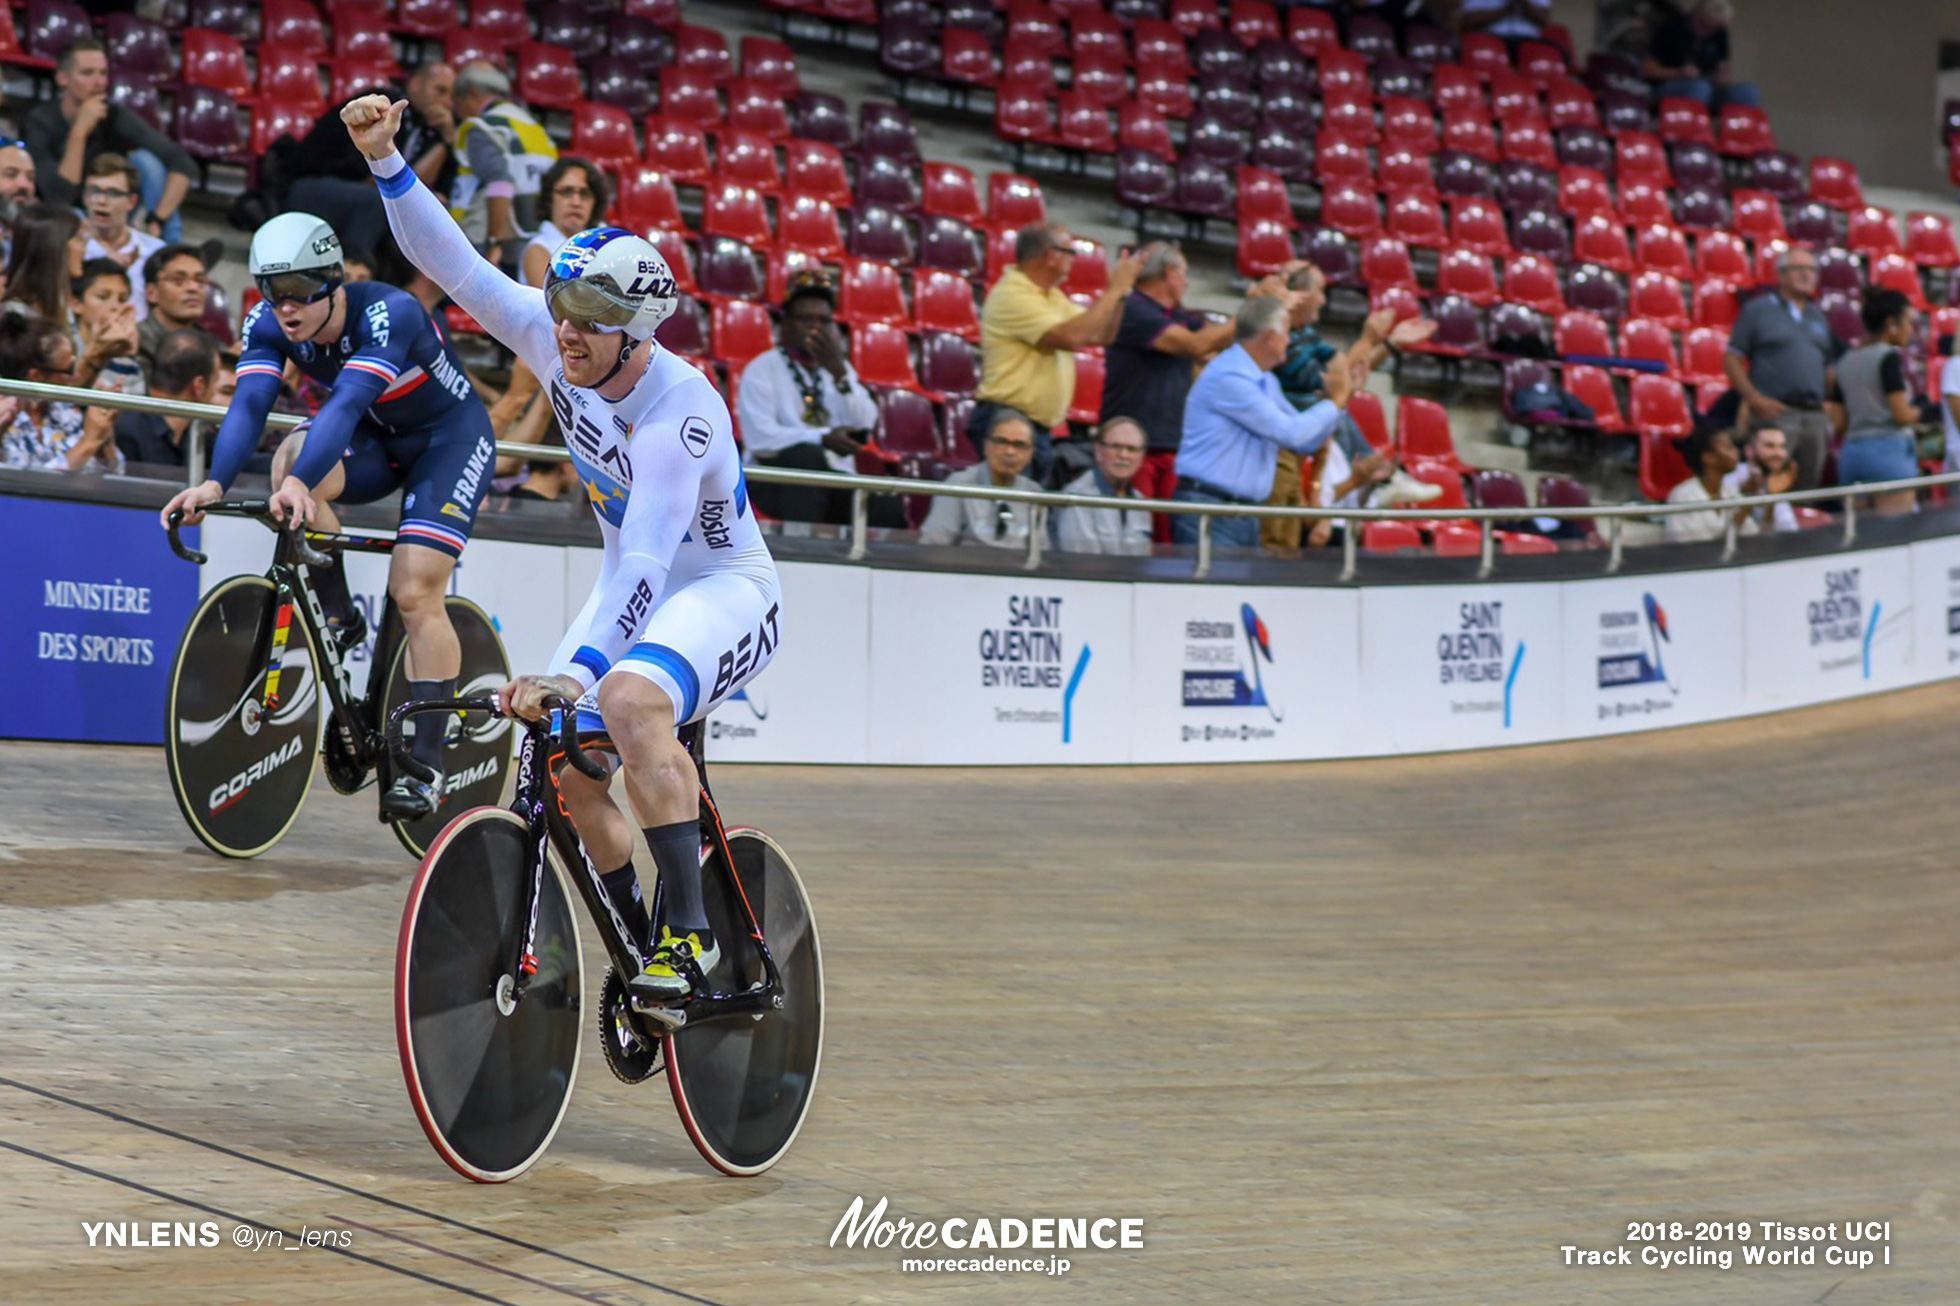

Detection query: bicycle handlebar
xmin=165 ymin=499 xmax=334 ymax=568
xmin=386 ymin=694 xmax=608 ymax=787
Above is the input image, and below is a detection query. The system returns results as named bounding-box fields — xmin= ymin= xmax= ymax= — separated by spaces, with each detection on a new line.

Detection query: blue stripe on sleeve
xmin=376 ymin=166 xmax=417 ymax=199
xmin=622 ymin=643 xmax=701 ymax=723
xmin=571 ymin=645 xmax=611 ymax=681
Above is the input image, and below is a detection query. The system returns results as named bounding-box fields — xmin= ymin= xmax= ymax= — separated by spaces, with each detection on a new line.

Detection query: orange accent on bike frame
xmin=699 ymin=791 xmax=763 ymax=942
xmin=264 ymin=601 xmax=294 ymax=708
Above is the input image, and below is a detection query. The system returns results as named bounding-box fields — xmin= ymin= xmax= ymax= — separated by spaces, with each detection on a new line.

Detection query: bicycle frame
xmin=169 ymin=501 xmax=406 ymax=776
xmin=389 ymin=698 xmax=789 ymax=1030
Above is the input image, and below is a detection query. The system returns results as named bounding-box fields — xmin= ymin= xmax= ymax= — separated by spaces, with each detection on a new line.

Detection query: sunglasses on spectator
xmin=551 ymin=184 xmax=595 ymax=199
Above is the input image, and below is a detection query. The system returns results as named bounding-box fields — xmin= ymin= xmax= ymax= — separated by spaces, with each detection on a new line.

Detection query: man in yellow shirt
xmin=971 ymin=221 xmax=1140 ymax=478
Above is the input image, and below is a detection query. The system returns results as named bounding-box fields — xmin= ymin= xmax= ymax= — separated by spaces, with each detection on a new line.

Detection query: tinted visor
xmin=546 ymin=277 xmax=637 ymax=332
xmin=256 ymin=269 xmax=339 ymax=305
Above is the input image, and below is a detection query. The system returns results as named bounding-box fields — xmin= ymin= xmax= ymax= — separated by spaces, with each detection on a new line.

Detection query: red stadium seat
xmin=1655 ymin=96 xmax=1712 ymax=145
xmin=1397 ymin=397 xmax=1467 ymax=472
xmin=613 ymin=165 xmax=686 ymax=234
xmin=1132 ymin=20 xmax=1190 ymax=78
xmin=1321 ymin=181 xmax=1382 ymax=239
xmin=914 ymin=268 xmax=982 ymax=341
xmin=103 ymin=13 xmax=174 ymax=79
xmin=996 ymin=83 xmax=1056 ymax=146
xmin=1619 ymin=316 xmax=1678 ymax=377
xmin=1434 ymin=247 xmax=1498 ymax=306
xmin=1692 ymin=280 xmax=1739 ymax=330
xmin=1236 ymin=166 xmax=1295 ymax=228
xmin=1379 ymin=149 xmax=1437 ymax=198
xmin=1321 ymin=98 xmax=1379 ymax=147
xmin=674 ymin=24 xmax=733 ymax=84
xmin=922 ymin=162 xmax=987 ymax=228
xmin=643 ymin=116 xmax=713 ymax=186
xmin=1010 ymin=0 xmax=1069 ymax=55
xmin=1616 ymin=178 xmax=1672 ymax=228
xmin=1360 ymin=235 xmax=1418 ymax=292
xmin=1730 ymin=190 xmax=1788 ymax=244
xmin=1385 ymin=191 xmax=1448 ymax=250
xmin=1228 ymin=0 xmax=1280 ymax=47
xmin=1317 ymin=49 xmax=1371 ymax=102
xmin=1071 ymin=52 xmax=1128 ymax=107
xmin=695 ymin=236 xmax=764 ymax=304
xmin=711 ymin=299 xmax=774 ymax=367
xmin=1382 ymin=98 xmax=1440 ymax=155
xmin=1432 ymin=65 xmax=1486 ymax=119
xmin=1555 ymin=309 xmax=1612 ymax=359
xmin=1546 ymin=79 xmax=1598 ymax=130
xmin=1362 ymin=520 xmax=1425 ymax=553
xmin=942 ymin=27 xmax=999 ymax=87
xmin=327 ymin=57 xmax=397 ymax=104
xmin=443 ymin=30 xmax=506 ymax=72
xmin=248 ymin=100 xmax=315 ymax=156
xmin=1679 ymin=326 xmax=1729 ymax=386
xmin=658 ymin=67 xmax=724 ymax=132
xmin=836 ymin=257 xmax=909 ymax=329
xmin=256 ymin=44 xmax=325 ymax=113
xmin=1563 ymin=364 xmax=1626 ymax=432
xmin=1067 ymin=349 xmax=1104 ymax=425
xmin=1870 ymin=251 xmax=1930 ymax=310
xmin=1808 ymin=156 xmax=1863 ymax=211
xmin=1503 ymin=254 xmax=1565 ymax=315
xmin=651 ymin=229 xmax=700 ymax=298
xmin=1634 ymin=223 xmax=1692 ymax=279
xmin=396 ymin=0 xmax=458 ymax=38
xmin=173 ymin=85 xmax=247 ymax=162
xmin=181 ymin=29 xmax=252 ymax=102
xmin=782 ymin=139 xmax=851 ymax=207
xmin=1693 ymin=230 xmax=1750 ymax=284
xmin=918 ymin=330 xmax=980 ymax=401
xmin=703 ymin=181 xmax=773 ymax=248
xmin=1370 ymin=283 xmax=1424 ymax=325
xmin=1489 ymin=70 xmax=1539 ymax=125
xmin=1286 ymin=5 xmax=1338 ymax=59
xmin=851 ymin=321 xmax=924 ymax=391
xmin=330 ymin=7 xmax=397 ymax=70
xmin=570 ymin=101 xmax=639 ymax=174
xmin=848 ymin=203 xmax=917 ymax=265
xmin=469 ymin=0 xmax=533 ymax=48
xmin=1715 ymin=104 xmax=1774 ymax=156
xmin=1118 ymin=101 xmax=1178 ymax=161
xmin=654 ymin=294 xmax=706 ymax=357
xmin=1136 ymin=69 xmax=1193 ymax=120
xmin=741 ymin=35 xmax=799 ymax=98
xmin=1847 ymin=205 xmax=1902 ymax=260
xmin=1430 ymin=521 xmax=1482 ymax=557
xmin=1061 ymin=238 xmax=1108 ymax=303
xmin=920 ymin=216 xmax=985 ymax=279
xmin=1057 ymin=92 xmax=1116 ymax=153
xmin=517 ymin=42 xmax=584 ymax=112
xmin=1557 ymin=166 xmax=1615 ymax=217
xmin=715 ymin=130 xmax=782 ymax=197
xmin=1001 ymin=41 xmax=1058 ymax=98
xmin=1238 ymin=218 xmax=1297 ymax=279
xmin=1907 ymin=211 xmax=1960 ymax=269
xmin=988 ymin=173 xmax=1047 ymax=232
xmin=1316 ymin=135 xmax=1373 ymax=185
xmin=1629 ymin=269 xmax=1690 ymax=331
xmin=262 ymin=0 xmax=327 ymax=57
xmin=1572 ymin=212 xmax=1632 ymax=273
xmin=1070 ymin=8 xmax=1125 ymax=63
xmin=779 ymin=193 xmax=845 ymax=260
xmin=1442 ymin=111 xmax=1499 ymax=162
xmin=1517 ymin=38 xmax=1568 ymax=85
xmin=1615 ymin=131 xmax=1673 ymax=186
xmin=1462 ymin=31 xmax=1510 ymax=77
xmin=728 ymin=80 xmax=792 ymax=141
xmin=764 ymin=248 xmax=824 ymax=305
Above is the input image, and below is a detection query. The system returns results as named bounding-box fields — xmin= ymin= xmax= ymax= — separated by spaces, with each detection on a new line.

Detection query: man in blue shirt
xmin=1173 ymin=297 xmax=1353 ymax=549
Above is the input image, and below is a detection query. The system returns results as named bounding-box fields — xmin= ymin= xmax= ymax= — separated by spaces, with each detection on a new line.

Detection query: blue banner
xmin=0 ymin=497 xmax=200 ymax=744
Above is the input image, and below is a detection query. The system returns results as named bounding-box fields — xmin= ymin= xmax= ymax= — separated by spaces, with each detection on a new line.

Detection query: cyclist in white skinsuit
xmin=345 ymin=94 xmax=782 ymax=1003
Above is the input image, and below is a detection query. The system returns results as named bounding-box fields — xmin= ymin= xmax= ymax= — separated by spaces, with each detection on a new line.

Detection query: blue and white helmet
xmin=543 ymin=227 xmax=678 ymax=341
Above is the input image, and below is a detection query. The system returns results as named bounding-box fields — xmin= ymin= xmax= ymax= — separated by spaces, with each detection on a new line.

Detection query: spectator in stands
xmin=1642 ymin=0 xmax=1759 ymax=109
xmin=342 ymin=244 xmax=377 ymax=282
xmin=1304 ymin=432 xmax=1394 ymax=551
xmin=136 ymin=244 xmax=213 ymax=381
xmin=1100 ymin=242 xmax=1233 ymax=511
xmin=522 ymin=157 xmax=608 ymax=288
xmin=72 ymin=156 xmax=163 ymax=311
xmin=1941 ymin=332 xmax=1960 ymax=477
xmin=1724 ymin=246 xmax=1836 ymax=490
xmin=113 ymin=328 xmax=221 ymax=470
xmin=277 ymin=62 xmax=458 ymax=255
xmin=449 ymin=62 xmax=558 ymax=253
xmin=73 ymin=260 xmax=143 ymax=398
xmin=1663 ymin=426 xmax=1759 ymax=542
xmin=0 ymin=308 xmax=118 ymax=473
xmin=1455 ymin=0 xmax=1550 ymax=42
xmin=1270 ymin=265 xmax=1440 ymax=549
xmin=3 ymin=203 xmax=77 ymax=325
xmin=1174 ymin=297 xmax=1355 ymax=550
xmin=0 ymin=135 xmax=37 ymax=259
xmin=1055 ymin=416 xmax=1153 ymax=556
xmin=971 ymin=222 xmax=1141 ymax=475
xmin=1734 ymin=423 xmax=1800 ymax=532
xmin=736 ymin=272 xmax=905 ymax=529
xmin=1828 ymin=288 xmax=1920 ymax=516
xmin=23 ymin=39 xmax=193 ymax=242
xmin=921 ymin=412 xmax=1043 ymax=548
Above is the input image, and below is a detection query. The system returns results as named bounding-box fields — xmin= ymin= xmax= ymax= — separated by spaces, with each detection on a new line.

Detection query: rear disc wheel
xmin=384 ymin=596 xmax=513 ymax=858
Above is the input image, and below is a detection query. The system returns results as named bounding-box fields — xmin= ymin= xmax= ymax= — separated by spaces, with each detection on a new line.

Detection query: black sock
xmin=408 ymin=678 xmax=455 ymax=771
xmin=311 ymin=552 xmax=356 ymax=625
xmin=644 ymin=820 xmax=706 ymax=935
xmin=601 ymin=861 xmax=650 ymax=951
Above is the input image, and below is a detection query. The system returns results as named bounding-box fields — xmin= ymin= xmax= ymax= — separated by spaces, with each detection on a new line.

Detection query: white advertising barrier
xmin=1560 ymin=571 xmax=1745 ymax=737
xmin=1360 ymin=582 xmax=1565 ymax=753
xmin=867 ymin=570 xmax=1133 ymax=764
xmin=1742 ymin=551 xmax=1916 ymax=710
xmin=1908 ymin=535 xmax=1960 ymax=686
xmin=705 ymin=561 xmax=871 ymax=763
xmin=1129 ymin=584 xmax=1362 ymax=762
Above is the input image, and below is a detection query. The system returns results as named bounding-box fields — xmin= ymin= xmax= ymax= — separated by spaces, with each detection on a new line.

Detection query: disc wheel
xmin=395 ymin=807 xmax=583 ymax=1183
xmin=383 ymin=596 xmax=513 ymax=858
xmin=163 ymin=575 xmax=323 ymax=859
xmin=666 ymin=829 xmax=824 ymax=1176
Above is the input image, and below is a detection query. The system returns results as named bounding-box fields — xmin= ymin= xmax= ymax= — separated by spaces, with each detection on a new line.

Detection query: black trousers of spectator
xmin=750 ymin=443 xmax=907 ymax=528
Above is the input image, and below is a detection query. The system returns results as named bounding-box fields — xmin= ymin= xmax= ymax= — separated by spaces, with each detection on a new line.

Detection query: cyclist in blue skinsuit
xmin=161 ymin=212 xmax=498 ymax=819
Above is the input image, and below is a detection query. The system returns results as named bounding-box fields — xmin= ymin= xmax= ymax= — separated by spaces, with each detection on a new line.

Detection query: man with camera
xmin=734 ymin=270 xmax=903 ymax=527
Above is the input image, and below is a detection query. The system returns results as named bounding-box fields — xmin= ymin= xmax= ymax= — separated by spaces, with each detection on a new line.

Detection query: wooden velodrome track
xmin=1 ymin=683 xmax=1955 ymax=1306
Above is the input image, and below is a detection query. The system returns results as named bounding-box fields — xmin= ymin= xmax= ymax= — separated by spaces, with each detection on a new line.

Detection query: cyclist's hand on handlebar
xmin=161 ymin=479 xmax=224 ymax=528
xmin=267 ymin=475 xmax=317 ymax=529
xmin=499 ymin=673 xmax=587 ymax=722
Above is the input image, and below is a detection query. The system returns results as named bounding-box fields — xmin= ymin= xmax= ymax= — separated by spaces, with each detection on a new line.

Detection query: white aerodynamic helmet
xmin=543 ymin=227 xmax=678 ymax=341
xmin=249 ymin=211 xmax=344 ymax=305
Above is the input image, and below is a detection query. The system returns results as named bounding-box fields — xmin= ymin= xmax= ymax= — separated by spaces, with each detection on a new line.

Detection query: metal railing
xmin=5 ymin=375 xmax=1951 ymax=579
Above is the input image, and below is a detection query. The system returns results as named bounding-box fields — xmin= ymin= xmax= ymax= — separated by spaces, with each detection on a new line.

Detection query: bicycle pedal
xmin=628 ymin=998 xmax=689 ymax=1029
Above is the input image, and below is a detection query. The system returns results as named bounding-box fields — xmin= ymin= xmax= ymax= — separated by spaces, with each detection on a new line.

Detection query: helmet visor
xmin=255 ymin=269 xmax=339 ymax=306
xmin=546 ymin=277 xmax=639 ymax=333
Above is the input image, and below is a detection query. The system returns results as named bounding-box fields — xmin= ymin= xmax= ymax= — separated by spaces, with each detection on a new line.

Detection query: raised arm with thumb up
xmin=342 ymin=94 xmax=409 ymax=162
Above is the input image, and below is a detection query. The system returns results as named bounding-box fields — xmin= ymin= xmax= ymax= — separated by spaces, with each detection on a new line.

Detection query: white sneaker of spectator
xmin=1371 ymin=467 xmax=1445 ymax=508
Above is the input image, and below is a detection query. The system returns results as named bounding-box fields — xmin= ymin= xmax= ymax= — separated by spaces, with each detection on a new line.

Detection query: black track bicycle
xmin=389 ymin=696 xmax=823 ymax=1180
xmin=163 ymin=500 xmax=512 ymax=859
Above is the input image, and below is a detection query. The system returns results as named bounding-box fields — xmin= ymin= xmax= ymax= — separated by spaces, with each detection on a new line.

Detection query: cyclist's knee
xmin=597 ymin=675 xmax=682 ymax=767
xmin=389 ymin=552 xmax=454 ymax=616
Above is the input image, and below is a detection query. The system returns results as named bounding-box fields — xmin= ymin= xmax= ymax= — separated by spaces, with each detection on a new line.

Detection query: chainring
xmin=598 ymin=967 xmax=665 ymax=1084
xmin=323 ymin=720 xmax=370 ymax=795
